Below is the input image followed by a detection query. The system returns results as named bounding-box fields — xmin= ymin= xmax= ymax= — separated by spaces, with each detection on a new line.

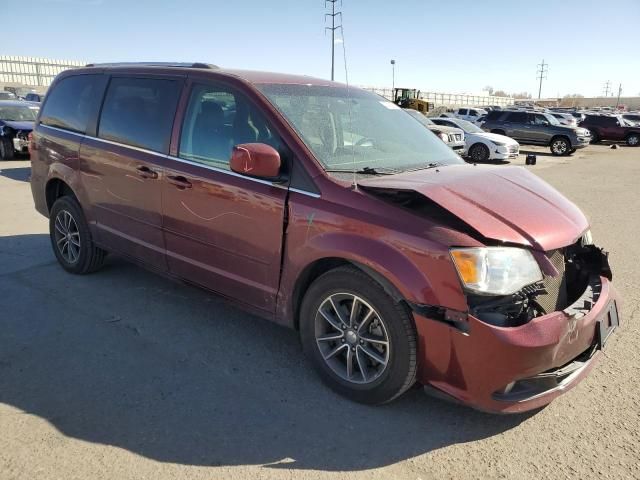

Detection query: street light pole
xmin=390 ymin=59 xmax=395 ymax=99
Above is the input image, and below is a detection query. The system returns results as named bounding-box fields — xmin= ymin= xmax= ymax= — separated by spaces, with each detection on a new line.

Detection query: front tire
xmin=300 ymin=266 xmax=417 ymax=404
xmin=626 ymin=133 xmax=640 ymax=146
xmin=589 ymin=130 xmax=600 ymax=143
xmin=0 ymin=138 xmax=14 ymax=160
xmin=49 ymin=196 xmax=106 ymax=274
xmin=468 ymin=143 xmax=490 ymax=162
xmin=550 ymin=137 xmax=570 ymax=156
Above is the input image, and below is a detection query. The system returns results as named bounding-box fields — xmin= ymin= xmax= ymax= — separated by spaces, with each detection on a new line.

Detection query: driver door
xmin=161 ymin=81 xmax=288 ymax=314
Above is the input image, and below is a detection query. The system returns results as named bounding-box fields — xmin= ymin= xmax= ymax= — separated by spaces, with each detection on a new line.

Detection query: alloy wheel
xmin=53 ymin=210 xmax=81 ymax=264
xmin=628 ymin=135 xmax=639 ymax=146
xmin=315 ymin=293 xmax=390 ymax=384
xmin=552 ymin=139 xmax=568 ymax=155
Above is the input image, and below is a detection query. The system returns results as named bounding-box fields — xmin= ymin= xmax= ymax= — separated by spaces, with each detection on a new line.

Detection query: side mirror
xmin=230 ymin=143 xmax=281 ymax=180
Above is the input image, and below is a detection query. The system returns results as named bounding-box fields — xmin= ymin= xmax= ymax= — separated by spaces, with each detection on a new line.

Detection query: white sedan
xmin=431 ymin=117 xmax=519 ymax=162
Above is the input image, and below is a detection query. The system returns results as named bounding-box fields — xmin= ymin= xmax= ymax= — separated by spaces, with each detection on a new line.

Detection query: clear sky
xmin=4 ymin=0 xmax=640 ymax=97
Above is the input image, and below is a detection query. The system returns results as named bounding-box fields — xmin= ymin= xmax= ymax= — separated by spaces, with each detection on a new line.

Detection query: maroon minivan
xmin=30 ymin=63 xmax=620 ymax=413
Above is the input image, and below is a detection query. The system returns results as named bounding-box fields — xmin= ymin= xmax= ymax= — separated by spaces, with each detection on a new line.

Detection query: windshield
xmin=0 ymin=105 xmax=39 ymax=121
xmin=257 ymin=84 xmax=463 ymax=172
xmin=453 ymin=119 xmax=483 ymax=133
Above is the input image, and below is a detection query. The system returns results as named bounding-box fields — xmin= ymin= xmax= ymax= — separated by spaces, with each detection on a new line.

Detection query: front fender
xmin=276 ymin=201 xmax=468 ymax=327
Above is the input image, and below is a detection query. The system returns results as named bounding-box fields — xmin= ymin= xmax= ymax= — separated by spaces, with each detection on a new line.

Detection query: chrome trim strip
xmin=39 ymin=124 xmax=321 ymax=197
xmin=164 ymin=154 xmax=275 ymax=187
xmin=290 ymin=187 xmax=321 ymax=199
xmin=39 ymin=124 xmax=85 ymax=139
xmin=87 ymin=135 xmax=169 ymax=158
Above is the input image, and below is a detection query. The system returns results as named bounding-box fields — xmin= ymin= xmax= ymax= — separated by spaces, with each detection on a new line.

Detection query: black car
xmin=481 ymin=109 xmax=591 ymax=156
xmin=0 ymin=100 xmax=39 ymax=159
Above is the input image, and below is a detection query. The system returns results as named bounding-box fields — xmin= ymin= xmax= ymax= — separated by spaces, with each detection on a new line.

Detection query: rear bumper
xmin=414 ymin=276 xmax=620 ymax=413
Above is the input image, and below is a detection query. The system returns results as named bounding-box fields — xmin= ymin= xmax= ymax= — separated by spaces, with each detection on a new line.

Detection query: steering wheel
xmin=355 ymin=137 xmax=376 ymax=147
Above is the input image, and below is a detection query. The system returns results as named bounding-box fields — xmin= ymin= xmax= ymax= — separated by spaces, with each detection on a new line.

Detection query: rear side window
xmin=485 ymin=110 xmax=503 ymax=121
xmin=458 ymin=108 xmax=467 ymax=115
xmin=98 ymin=77 xmax=182 ymax=153
xmin=40 ymin=75 xmax=106 ymax=134
xmin=504 ymin=111 xmax=527 ymax=123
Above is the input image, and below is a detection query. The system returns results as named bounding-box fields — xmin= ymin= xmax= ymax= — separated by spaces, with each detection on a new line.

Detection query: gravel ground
xmin=1 ymin=144 xmax=638 ymax=480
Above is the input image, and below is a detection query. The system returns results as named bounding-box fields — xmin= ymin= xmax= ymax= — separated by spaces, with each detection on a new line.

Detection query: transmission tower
xmin=325 ymin=0 xmax=342 ymax=81
xmin=536 ymin=60 xmax=548 ymax=99
xmin=603 ymin=80 xmax=611 ymax=97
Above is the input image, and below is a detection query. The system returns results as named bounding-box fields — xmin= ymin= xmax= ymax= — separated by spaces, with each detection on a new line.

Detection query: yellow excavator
xmin=393 ymin=88 xmax=432 ymax=114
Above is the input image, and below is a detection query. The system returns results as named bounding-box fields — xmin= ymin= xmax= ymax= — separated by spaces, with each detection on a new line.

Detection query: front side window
xmin=40 ymin=75 xmax=106 ymax=133
xmin=257 ymin=84 xmax=463 ymax=172
xmin=98 ymin=77 xmax=181 ymax=153
xmin=179 ymin=84 xmax=280 ymax=169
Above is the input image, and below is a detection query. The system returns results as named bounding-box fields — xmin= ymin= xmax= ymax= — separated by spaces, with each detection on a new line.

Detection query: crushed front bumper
xmin=413 ymin=276 xmax=620 ymax=413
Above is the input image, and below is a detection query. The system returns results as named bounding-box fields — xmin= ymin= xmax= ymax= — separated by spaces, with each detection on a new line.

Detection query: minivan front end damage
xmin=412 ymin=243 xmax=620 ymax=413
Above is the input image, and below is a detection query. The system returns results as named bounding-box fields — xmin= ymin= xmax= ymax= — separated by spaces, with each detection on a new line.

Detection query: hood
xmin=427 ymin=124 xmax=463 ymax=135
xmin=1 ymin=120 xmax=34 ymax=131
xmin=473 ymin=132 xmax=518 ymax=144
xmin=358 ymin=165 xmax=588 ymax=251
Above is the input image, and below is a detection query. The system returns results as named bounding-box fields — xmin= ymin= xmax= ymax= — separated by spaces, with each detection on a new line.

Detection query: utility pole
xmin=537 ymin=59 xmax=548 ymax=99
xmin=603 ymin=80 xmax=611 ymax=97
xmin=390 ymin=59 xmax=395 ymax=95
xmin=325 ymin=0 xmax=342 ymax=81
xmin=615 ymin=84 xmax=622 ymax=109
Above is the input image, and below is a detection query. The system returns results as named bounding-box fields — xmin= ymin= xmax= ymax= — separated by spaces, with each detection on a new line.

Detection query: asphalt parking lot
xmin=1 ymin=144 xmax=639 ymax=480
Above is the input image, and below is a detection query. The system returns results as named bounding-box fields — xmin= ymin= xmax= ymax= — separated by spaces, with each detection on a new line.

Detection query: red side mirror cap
xmin=230 ymin=143 xmax=281 ymax=180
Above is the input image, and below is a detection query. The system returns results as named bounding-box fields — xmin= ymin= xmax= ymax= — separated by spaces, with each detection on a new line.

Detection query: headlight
xmin=489 ymin=140 xmax=507 ymax=147
xmin=450 ymin=247 xmax=543 ymax=295
xmin=438 ymin=132 xmax=449 ymax=142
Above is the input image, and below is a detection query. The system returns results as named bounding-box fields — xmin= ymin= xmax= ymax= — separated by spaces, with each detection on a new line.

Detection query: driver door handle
xmin=167 ymin=175 xmax=193 ymax=189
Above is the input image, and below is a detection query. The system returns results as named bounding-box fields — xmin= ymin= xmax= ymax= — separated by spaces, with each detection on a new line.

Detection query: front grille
xmin=454 ymin=134 xmax=463 ymax=141
xmin=536 ymin=249 xmax=568 ymax=313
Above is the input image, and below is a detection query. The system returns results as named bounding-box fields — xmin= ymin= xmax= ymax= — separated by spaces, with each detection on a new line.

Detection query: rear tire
xmin=468 ymin=143 xmax=490 ymax=162
xmin=0 ymin=138 xmax=14 ymax=160
xmin=550 ymin=136 xmax=571 ymax=156
xmin=626 ymin=133 xmax=640 ymax=146
xmin=49 ymin=196 xmax=106 ymax=274
xmin=300 ymin=266 xmax=417 ymax=405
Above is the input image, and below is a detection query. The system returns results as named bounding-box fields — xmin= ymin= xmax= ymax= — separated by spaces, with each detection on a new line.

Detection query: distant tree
xmin=563 ymin=93 xmax=585 ymax=98
xmin=483 ymin=86 xmax=494 ymax=95
xmin=513 ymin=91 xmax=532 ymax=99
xmin=493 ymin=90 xmax=508 ymax=97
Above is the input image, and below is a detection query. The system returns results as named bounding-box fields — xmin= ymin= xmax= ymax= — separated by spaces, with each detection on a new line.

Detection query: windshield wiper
xmin=405 ymin=162 xmax=443 ymax=172
xmin=325 ymin=166 xmax=401 ymax=175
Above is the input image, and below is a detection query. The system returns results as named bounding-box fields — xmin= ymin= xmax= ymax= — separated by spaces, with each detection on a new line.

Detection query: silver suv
xmin=482 ymin=110 xmax=591 ymax=156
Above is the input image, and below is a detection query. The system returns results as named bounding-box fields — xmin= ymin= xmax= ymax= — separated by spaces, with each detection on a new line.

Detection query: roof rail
xmin=84 ymin=62 xmax=219 ymax=69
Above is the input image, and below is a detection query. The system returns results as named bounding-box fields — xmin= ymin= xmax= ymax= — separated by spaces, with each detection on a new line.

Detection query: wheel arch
xmin=549 ymin=134 xmax=571 ymax=147
xmin=289 ymin=256 xmax=408 ymax=331
xmin=45 ymin=177 xmax=79 ymax=212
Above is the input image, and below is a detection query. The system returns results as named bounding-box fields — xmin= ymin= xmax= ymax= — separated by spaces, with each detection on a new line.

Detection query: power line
xmin=536 ymin=59 xmax=548 ymax=99
xmin=603 ymin=80 xmax=611 ymax=97
xmin=324 ymin=0 xmax=342 ymax=81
